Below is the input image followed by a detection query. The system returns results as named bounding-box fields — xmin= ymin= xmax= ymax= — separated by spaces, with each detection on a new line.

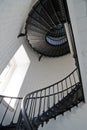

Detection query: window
xmin=0 ymin=58 xmax=16 ymax=94
xmin=0 ymin=45 xmax=30 ymax=109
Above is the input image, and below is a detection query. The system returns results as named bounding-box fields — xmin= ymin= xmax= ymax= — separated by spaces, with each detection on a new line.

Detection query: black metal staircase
xmin=18 ymin=0 xmax=71 ymax=58
xmin=16 ymin=68 xmax=84 ymax=130
xmin=0 ymin=0 xmax=85 ymax=130
xmin=0 ymin=69 xmax=85 ymax=130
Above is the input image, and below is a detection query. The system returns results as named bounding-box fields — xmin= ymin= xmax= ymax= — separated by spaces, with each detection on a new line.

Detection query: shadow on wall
xmin=0 ymin=0 xmax=38 ymax=74
xmin=0 ymin=0 xmax=76 ymax=98
xmin=18 ymin=37 xmax=76 ymax=97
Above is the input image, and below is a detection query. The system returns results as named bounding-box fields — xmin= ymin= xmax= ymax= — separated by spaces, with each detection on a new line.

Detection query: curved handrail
xmin=20 ymin=68 xmax=82 ymax=130
xmin=0 ymin=95 xmax=22 ymax=99
xmin=22 ymin=68 xmax=78 ymax=96
xmin=24 ymin=83 xmax=79 ymax=99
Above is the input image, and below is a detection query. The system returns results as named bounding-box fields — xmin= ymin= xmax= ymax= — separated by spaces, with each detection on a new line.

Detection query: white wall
xmin=38 ymin=1 xmax=87 ymax=130
xmin=67 ymin=0 xmax=87 ymax=101
xmin=0 ymin=0 xmax=77 ymax=127
xmin=0 ymin=0 xmax=75 ymax=97
xmin=0 ymin=0 xmax=37 ymax=74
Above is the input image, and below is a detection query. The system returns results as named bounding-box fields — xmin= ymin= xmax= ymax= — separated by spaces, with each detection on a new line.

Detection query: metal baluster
xmin=57 ymin=83 xmax=59 ymax=102
xmin=1 ymin=98 xmax=12 ymax=125
xmin=33 ymin=92 xmax=38 ymax=118
xmin=30 ymin=94 xmax=35 ymax=119
xmin=76 ymin=84 xmax=79 ymax=106
xmin=26 ymin=95 xmax=31 ymax=117
xmin=28 ymin=94 xmax=34 ymax=119
xmin=32 ymin=93 xmax=38 ymax=119
xmin=60 ymin=83 xmax=62 ymax=100
xmin=53 ymin=86 xmax=55 ymax=105
xmin=25 ymin=96 xmax=30 ymax=111
xmin=11 ymin=99 xmax=21 ymax=124
xmin=69 ymin=76 xmax=73 ymax=90
xmin=47 ymin=88 xmax=50 ymax=109
xmin=73 ymin=72 xmax=76 ymax=84
xmin=30 ymin=94 xmax=36 ymax=119
xmin=65 ymin=78 xmax=68 ymax=94
xmin=76 ymin=68 xmax=79 ymax=78
xmin=61 ymin=81 xmax=64 ymax=98
xmin=38 ymin=91 xmax=42 ymax=116
xmin=76 ymin=68 xmax=80 ymax=83
xmin=43 ymin=89 xmax=46 ymax=112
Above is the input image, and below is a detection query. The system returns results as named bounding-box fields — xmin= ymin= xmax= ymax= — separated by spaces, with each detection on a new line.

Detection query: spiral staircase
xmin=18 ymin=0 xmax=70 ymax=58
xmin=0 ymin=68 xmax=85 ymax=130
xmin=0 ymin=0 xmax=85 ymax=130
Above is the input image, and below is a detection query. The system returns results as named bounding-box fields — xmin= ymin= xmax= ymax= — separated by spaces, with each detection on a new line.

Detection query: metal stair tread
xmin=31 ymin=84 xmax=83 ymax=128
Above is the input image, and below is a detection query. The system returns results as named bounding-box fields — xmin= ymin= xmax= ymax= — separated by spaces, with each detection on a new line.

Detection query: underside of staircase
xmin=18 ymin=0 xmax=71 ymax=58
xmin=16 ymin=68 xmax=85 ymax=130
xmin=0 ymin=68 xmax=85 ymax=130
xmin=0 ymin=0 xmax=85 ymax=130
xmin=31 ymin=83 xmax=83 ymax=129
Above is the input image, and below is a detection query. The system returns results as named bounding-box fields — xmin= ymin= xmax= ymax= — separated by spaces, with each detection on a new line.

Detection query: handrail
xmin=19 ymin=68 xmax=82 ymax=130
xmin=23 ymin=68 xmax=78 ymax=96
xmin=0 ymin=95 xmax=23 ymax=99
xmin=0 ymin=68 xmax=83 ymax=130
xmin=24 ymin=83 xmax=80 ymax=99
xmin=16 ymin=0 xmax=85 ymax=129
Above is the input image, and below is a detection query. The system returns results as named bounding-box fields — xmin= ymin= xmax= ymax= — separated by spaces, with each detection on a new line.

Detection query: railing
xmin=0 ymin=95 xmax=22 ymax=129
xmin=0 ymin=68 xmax=84 ymax=130
xmin=17 ymin=68 xmax=84 ymax=130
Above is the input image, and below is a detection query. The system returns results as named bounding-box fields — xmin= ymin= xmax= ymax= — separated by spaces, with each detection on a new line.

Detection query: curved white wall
xmin=0 ymin=0 xmax=37 ymax=74
xmin=38 ymin=0 xmax=87 ymax=130
xmin=0 ymin=0 xmax=76 ymax=127
xmin=0 ymin=0 xmax=75 ymax=96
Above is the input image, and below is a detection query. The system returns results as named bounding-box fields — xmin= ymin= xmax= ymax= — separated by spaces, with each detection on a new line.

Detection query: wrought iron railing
xmin=0 ymin=95 xmax=22 ymax=129
xmin=17 ymin=68 xmax=84 ymax=130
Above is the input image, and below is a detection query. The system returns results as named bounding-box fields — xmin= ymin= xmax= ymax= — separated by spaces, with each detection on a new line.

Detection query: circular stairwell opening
xmin=45 ymin=24 xmax=67 ymax=46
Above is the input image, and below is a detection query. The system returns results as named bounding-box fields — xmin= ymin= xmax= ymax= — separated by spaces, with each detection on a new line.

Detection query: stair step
xmin=34 ymin=1 xmax=54 ymax=27
xmin=27 ymin=24 xmax=47 ymax=34
xmin=51 ymin=0 xmax=67 ymax=23
xmin=27 ymin=30 xmax=45 ymax=37
xmin=39 ymin=0 xmax=59 ymax=25
xmin=30 ymin=7 xmax=51 ymax=30
xmin=28 ymin=17 xmax=49 ymax=32
xmin=32 ymin=85 xmax=83 ymax=128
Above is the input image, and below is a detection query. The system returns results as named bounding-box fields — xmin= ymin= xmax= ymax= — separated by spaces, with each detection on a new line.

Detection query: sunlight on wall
xmin=0 ymin=45 xmax=30 ymax=108
xmin=0 ymin=58 xmax=16 ymax=94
